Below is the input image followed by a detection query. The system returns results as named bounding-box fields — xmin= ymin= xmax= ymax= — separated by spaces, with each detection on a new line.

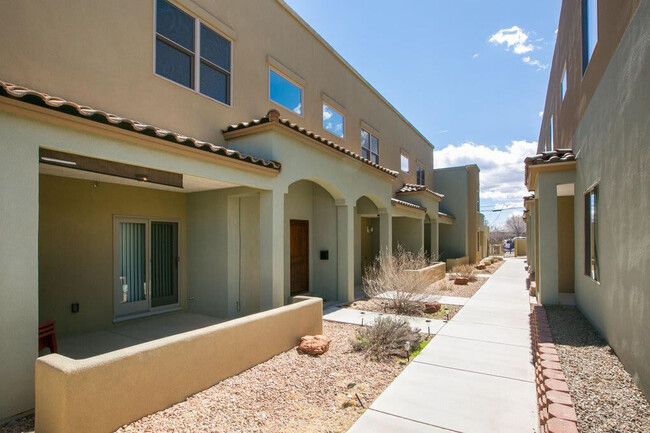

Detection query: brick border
xmin=531 ymin=306 xmax=579 ymax=433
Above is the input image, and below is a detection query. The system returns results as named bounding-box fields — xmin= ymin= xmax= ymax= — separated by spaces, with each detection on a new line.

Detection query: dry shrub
xmin=363 ymin=245 xmax=430 ymax=316
xmin=438 ymin=278 xmax=454 ymax=291
xmin=453 ymin=264 xmax=477 ymax=281
xmin=351 ymin=316 xmax=422 ymax=361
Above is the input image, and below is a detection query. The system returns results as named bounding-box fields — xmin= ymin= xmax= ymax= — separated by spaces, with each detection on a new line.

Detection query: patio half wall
xmin=35 ymin=296 xmax=322 ymax=433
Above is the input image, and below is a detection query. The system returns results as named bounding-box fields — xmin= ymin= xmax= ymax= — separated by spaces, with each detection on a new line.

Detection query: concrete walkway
xmin=348 ymin=258 xmax=538 ymax=433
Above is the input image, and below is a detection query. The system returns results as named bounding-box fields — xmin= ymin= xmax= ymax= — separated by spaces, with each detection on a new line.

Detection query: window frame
xmin=360 ymin=128 xmax=380 ymax=164
xmin=584 ymin=184 xmax=599 ymax=282
xmin=416 ymin=164 xmax=426 ymax=186
xmin=153 ymin=0 xmax=233 ymax=107
xmin=400 ymin=152 xmax=410 ymax=173
xmin=582 ymin=0 xmax=598 ymax=75
xmin=268 ymin=67 xmax=304 ymax=117
xmin=322 ymin=102 xmax=345 ymax=138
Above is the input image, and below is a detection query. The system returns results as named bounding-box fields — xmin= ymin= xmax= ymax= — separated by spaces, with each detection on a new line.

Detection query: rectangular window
xmin=584 ymin=186 xmax=599 ymax=281
xmin=549 ymin=115 xmax=554 ymax=150
xmin=416 ymin=165 xmax=425 ymax=186
xmin=561 ymin=67 xmax=568 ymax=101
xmin=400 ymin=153 xmax=410 ymax=173
xmin=269 ymin=69 xmax=303 ymax=115
xmin=583 ymin=0 xmax=598 ymax=73
xmin=155 ymin=0 xmax=231 ymax=104
xmin=361 ymin=128 xmax=379 ymax=164
xmin=322 ymin=103 xmax=344 ymax=138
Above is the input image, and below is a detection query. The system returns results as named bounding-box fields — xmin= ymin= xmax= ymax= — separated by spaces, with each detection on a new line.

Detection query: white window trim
xmin=152 ymin=0 xmax=234 ymax=108
xmin=400 ymin=150 xmax=410 ymax=173
xmin=322 ymin=101 xmax=345 ymax=139
xmin=268 ymin=65 xmax=305 ymax=118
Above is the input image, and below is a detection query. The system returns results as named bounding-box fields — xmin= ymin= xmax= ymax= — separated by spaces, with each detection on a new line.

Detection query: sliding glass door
xmin=114 ymin=218 xmax=179 ymax=319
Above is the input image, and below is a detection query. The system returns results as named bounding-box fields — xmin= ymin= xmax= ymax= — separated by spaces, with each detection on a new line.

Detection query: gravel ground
xmin=426 ymin=275 xmax=488 ymax=298
xmin=0 ymin=416 xmax=33 ymax=433
xmin=112 ymin=321 xmax=404 ymax=433
xmin=546 ymin=306 xmax=650 ymax=433
xmin=347 ymin=298 xmax=462 ymax=320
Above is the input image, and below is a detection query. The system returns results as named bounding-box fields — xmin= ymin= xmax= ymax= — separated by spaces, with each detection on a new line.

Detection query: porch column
xmin=378 ymin=209 xmax=392 ymax=255
xmin=537 ymin=178 xmax=559 ymax=305
xmin=336 ymin=200 xmax=354 ymax=302
xmin=431 ymin=217 xmax=439 ymax=260
xmin=259 ymin=189 xmax=284 ymax=310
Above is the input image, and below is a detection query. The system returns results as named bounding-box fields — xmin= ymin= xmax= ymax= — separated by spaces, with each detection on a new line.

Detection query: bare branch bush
xmin=351 ymin=316 xmax=422 ymax=361
xmin=452 ymin=264 xmax=477 ymax=282
xmin=363 ymin=245 xmax=431 ymax=316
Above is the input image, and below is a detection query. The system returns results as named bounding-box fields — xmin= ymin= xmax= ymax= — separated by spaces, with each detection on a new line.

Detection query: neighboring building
xmin=434 ymin=164 xmax=488 ymax=265
xmin=0 ymin=0 xmax=470 ymax=421
xmin=524 ymin=0 xmax=649 ymax=398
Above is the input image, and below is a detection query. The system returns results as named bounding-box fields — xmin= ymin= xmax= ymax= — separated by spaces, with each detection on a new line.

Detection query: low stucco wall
xmin=35 ymin=297 xmax=322 ymax=433
xmin=514 ymin=238 xmax=527 ymax=257
xmin=405 ymin=262 xmax=446 ymax=285
xmin=446 ymin=256 xmax=469 ymax=269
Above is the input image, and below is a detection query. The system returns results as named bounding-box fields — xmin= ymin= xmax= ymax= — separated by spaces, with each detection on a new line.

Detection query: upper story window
xmin=549 ymin=115 xmax=554 ymax=150
xmin=361 ymin=129 xmax=379 ymax=164
xmin=561 ymin=66 xmax=568 ymax=101
xmin=400 ymin=153 xmax=410 ymax=173
xmin=155 ymin=0 xmax=231 ymax=105
xmin=322 ymin=103 xmax=344 ymax=138
xmin=584 ymin=185 xmax=599 ymax=281
xmin=582 ymin=0 xmax=598 ymax=74
xmin=416 ymin=165 xmax=425 ymax=186
xmin=269 ymin=69 xmax=303 ymax=115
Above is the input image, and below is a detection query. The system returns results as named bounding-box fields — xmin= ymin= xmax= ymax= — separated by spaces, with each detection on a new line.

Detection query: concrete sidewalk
xmin=348 ymin=258 xmax=538 ymax=433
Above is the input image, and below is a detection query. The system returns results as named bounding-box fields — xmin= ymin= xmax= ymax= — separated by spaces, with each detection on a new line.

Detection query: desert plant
xmin=452 ymin=264 xmax=477 ymax=282
xmin=351 ymin=316 xmax=422 ymax=361
xmin=363 ymin=245 xmax=430 ymax=316
xmin=438 ymin=278 xmax=454 ymax=291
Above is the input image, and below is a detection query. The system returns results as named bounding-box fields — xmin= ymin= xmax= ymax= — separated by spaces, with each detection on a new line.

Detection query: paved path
xmin=348 ymin=258 xmax=538 ymax=433
xmin=375 ymin=292 xmax=470 ymax=306
xmin=324 ymin=308 xmax=446 ymax=335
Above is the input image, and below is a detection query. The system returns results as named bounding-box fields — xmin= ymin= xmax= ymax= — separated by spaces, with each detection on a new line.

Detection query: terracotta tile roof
xmin=224 ymin=109 xmax=398 ymax=177
xmin=524 ymin=149 xmax=575 ymax=185
xmin=396 ymin=183 xmax=444 ymax=200
xmin=0 ymin=80 xmax=281 ymax=171
xmin=390 ymin=198 xmax=426 ymax=212
xmin=438 ymin=211 xmax=455 ymax=220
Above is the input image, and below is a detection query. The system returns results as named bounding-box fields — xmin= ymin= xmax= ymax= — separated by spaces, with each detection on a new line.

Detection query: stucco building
xmin=0 ymin=0 xmax=485 ymax=422
xmin=524 ymin=0 xmax=649 ymax=398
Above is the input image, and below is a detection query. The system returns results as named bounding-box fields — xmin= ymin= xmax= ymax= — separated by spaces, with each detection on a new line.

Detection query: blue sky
xmin=284 ymin=0 xmax=562 ymax=228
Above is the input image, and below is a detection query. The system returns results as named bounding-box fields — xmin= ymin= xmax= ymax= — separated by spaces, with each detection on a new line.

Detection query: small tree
xmin=363 ymin=245 xmax=430 ymax=315
xmin=504 ymin=214 xmax=526 ymax=237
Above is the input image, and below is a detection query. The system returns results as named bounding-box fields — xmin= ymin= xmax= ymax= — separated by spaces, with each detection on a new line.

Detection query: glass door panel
xmin=151 ymin=222 xmax=179 ymax=308
xmin=115 ymin=220 xmax=149 ymax=317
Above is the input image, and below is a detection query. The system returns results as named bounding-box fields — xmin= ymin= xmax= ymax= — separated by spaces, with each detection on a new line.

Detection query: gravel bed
xmin=113 ymin=321 xmax=404 ymax=433
xmin=0 ymin=416 xmax=33 ymax=433
xmin=546 ymin=306 xmax=650 ymax=433
xmin=426 ymin=275 xmax=488 ymax=298
xmin=347 ymin=298 xmax=462 ymax=320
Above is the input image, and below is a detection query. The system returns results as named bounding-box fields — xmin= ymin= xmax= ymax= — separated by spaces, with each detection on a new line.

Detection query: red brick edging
xmin=531 ymin=306 xmax=579 ymax=433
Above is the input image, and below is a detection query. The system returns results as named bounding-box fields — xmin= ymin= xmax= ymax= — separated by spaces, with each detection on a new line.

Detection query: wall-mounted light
xmin=40 ymin=156 xmax=77 ymax=166
xmin=135 ymin=174 xmax=148 ymax=182
xmin=366 ymin=226 xmax=374 ymax=233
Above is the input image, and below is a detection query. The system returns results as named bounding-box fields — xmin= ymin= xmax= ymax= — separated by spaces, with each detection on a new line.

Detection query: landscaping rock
xmin=454 ymin=277 xmax=469 ymax=285
xmin=424 ymin=301 xmax=441 ymax=313
xmin=298 ymin=335 xmax=331 ymax=355
xmin=475 ymin=264 xmax=486 ymax=270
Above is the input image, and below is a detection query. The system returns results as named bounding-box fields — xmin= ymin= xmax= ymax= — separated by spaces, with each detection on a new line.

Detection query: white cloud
xmin=489 ymin=26 xmax=535 ymax=54
xmin=490 ymin=26 xmax=547 ymax=70
xmin=538 ymin=111 xmax=544 ymax=118
xmin=472 ymin=53 xmax=479 ymax=59
xmin=523 ymin=56 xmax=547 ymax=70
xmin=322 ymin=105 xmax=333 ymax=121
xmin=435 ymin=140 xmax=538 ymax=202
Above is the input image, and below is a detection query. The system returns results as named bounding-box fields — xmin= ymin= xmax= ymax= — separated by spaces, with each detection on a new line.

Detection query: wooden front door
xmin=290 ymin=220 xmax=309 ymax=294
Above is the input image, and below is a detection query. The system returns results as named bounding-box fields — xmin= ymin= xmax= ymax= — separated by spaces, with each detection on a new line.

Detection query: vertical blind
xmin=151 ymin=222 xmax=177 ymax=302
xmin=120 ymin=222 xmax=146 ymax=303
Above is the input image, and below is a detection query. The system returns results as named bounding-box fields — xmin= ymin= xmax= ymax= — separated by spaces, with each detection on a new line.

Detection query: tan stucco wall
xmin=392 ymin=217 xmax=424 ymax=254
xmin=0 ymin=0 xmax=433 ymax=191
xmin=556 ymin=196 xmax=574 ymax=293
xmin=405 ymin=262 xmax=446 ymax=285
xmin=447 ymin=256 xmax=469 ymax=270
xmin=35 ymin=297 xmax=323 ymax=433
xmin=39 ymin=174 xmax=187 ymax=337
xmin=570 ymin=0 xmax=650 ymax=398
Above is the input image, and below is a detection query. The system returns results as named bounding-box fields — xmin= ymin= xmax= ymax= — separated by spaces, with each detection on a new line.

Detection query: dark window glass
xmin=370 ymin=135 xmax=379 ymax=154
xmin=584 ymin=187 xmax=599 ymax=281
xmin=156 ymin=39 xmax=192 ymax=88
xmin=201 ymin=24 xmax=230 ymax=71
xmin=200 ymin=63 xmax=228 ymax=104
xmin=417 ymin=166 xmax=425 ymax=185
xmin=361 ymin=128 xmax=379 ymax=163
xmin=156 ymin=0 xmax=194 ymax=51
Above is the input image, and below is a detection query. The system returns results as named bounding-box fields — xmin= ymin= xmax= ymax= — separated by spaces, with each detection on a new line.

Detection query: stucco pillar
xmin=431 ymin=217 xmax=439 ymax=260
xmin=537 ymin=178 xmax=559 ymax=305
xmin=378 ymin=209 xmax=392 ymax=255
xmin=336 ymin=201 xmax=354 ymax=302
xmin=259 ymin=189 xmax=284 ymax=310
